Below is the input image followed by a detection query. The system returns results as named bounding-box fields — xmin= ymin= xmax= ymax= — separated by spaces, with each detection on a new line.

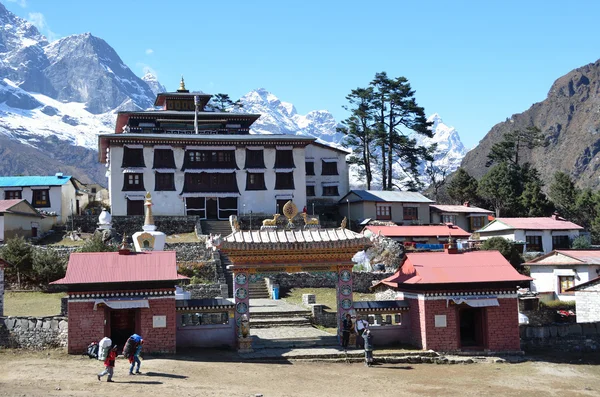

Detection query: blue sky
xmin=5 ymin=0 xmax=600 ymax=148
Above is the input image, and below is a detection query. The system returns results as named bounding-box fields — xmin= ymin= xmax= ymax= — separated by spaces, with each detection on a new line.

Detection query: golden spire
xmin=178 ymin=76 xmax=186 ymax=92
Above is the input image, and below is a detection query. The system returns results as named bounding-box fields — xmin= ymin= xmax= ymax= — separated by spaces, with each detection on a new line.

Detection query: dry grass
xmin=3 ymin=291 xmax=66 ymax=317
xmin=165 ymin=232 xmax=200 ymax=243
xmin=282 ymin=287 xmax=376 ymax=310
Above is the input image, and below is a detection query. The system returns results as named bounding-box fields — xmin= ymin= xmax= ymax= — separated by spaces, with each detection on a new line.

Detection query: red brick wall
xmin=422 ymin=300 xmax=459 ymax=351
xmin=139 ymin=298 xmax=176 ymax=354
xmin=67 ymin=301 xmax=105 ymax=354
xmin=485 ymin=298 xmax=520 ymax=351
xmin=407 ymin=298 xmax=425 ymax=349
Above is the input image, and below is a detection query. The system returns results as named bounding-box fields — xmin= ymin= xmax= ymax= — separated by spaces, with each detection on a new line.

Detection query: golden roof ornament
xmin=118 ymin=234 xmax=131 ymax=255
xmin=178 ymin=76 xmax=186 ymax=92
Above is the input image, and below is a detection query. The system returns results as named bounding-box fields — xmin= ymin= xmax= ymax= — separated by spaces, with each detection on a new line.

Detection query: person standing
xmin=355 ymin=315 xmax=369 ymax=348
xmin=363 ymin=328 xmax=374 ymax=366
xmin=341 ymin=313 xmax=353 ymax=351
xmin=97 ymin=346 xmax=118 ymax=382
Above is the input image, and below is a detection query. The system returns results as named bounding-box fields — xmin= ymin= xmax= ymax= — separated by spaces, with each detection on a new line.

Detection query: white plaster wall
xmin=530 ymin=264 xmax=600 ymax=301
xmin=0 ymin=186 xmax=65 ymax=224
xmin=305 ymin=144 xmax=349 ymax=202
xmin=478 ymin=230 xmax=516 ymax=241
xmin=357 ymin=201 xmax=430 ymax=224
xmin=60 ymin=182 xmax=78 ymax=223
xmin=0 ymin=216 xmax=4 ymax=241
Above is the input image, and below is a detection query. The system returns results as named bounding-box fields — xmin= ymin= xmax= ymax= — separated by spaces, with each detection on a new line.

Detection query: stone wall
xmin=184 ymin=284 xmax=229 ymax=299
xmin=0 ymin=316 xmax=68 ymax=349
xmin=575 ymin=283 xmax=600 ymax=323
xmin=269 ymin=272 xmax=393 ymax=294
xmin=68 ymin=215 xmax=201 ymax=236
xmin=520 ymin=322 xmax=600 ymax=352
xmin=311 ymin=304 xmax=337 ymax=328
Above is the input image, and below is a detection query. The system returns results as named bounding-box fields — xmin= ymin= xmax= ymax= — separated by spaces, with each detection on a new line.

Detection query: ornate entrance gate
xmin=219 ymin=205 xmax=371 ymax=351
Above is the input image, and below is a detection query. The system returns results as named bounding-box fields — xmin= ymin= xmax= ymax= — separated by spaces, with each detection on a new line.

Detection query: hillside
xmin=461 ymin=58 xmax=600 ymax=189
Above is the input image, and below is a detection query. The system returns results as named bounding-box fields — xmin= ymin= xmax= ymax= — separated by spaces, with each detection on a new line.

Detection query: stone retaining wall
xmin=68 ymin=215 xmax=201 ymax=236
xmin=0 ymin=316 xmax=68 ymax=349
xmin=520 ymin=322 xmax=600 ymax=352
xmin=184 ymin=284 xmax=229 ymax=299
xmin=270 ymin=272 xmax=393 ymax=294
xmin=311 ymin=304 xmax=337 ymax=328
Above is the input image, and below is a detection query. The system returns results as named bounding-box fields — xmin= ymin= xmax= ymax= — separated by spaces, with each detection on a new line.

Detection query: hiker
xmin=123 ymin=334 xmax=143 ymax=375
xmin=97 ymin=346 xmax=118 ymax=382
xmin=342 ymin=313 xmax=353 ymax=351
xmin=355 ymin=315 xmax=369 ymax=348
xmin=129 ymin=338 xmax=144 ymax=375
xmin=363 ymin=328 xmax=374 ymax=367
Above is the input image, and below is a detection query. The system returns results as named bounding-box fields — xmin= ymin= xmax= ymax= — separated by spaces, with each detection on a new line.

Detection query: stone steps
xmin=248 ymin=279 xmax=270 ymax=299
xmin=250 ymin=317 xmax=313 ymax=328
xmin=251 ymin=336 xmax=339 ymax=349
xmin=250 ymin=310 xmax=312 ymax=318
xmin=200 ymin=220 xmax=232 ymax=236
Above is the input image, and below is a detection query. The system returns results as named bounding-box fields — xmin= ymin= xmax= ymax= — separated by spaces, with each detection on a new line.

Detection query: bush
xmin=77 ymin=232 xmax=118 ymax=253
xmin=540 ymin=300 xmax=576 ymax=310
xmin=571 ymin=236 xmax=591 ymax=249
xmin=0 ymin=236 xmax=33 ymax=287
xmin=32 ymin=249 xmax=67 ymax=285
xmin=481 ymin=237 xmax=523 ymax=269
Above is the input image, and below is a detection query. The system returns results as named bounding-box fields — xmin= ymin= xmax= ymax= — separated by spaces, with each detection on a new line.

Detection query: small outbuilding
xmin=51 ymin=250 xmax=186 ymax=354
xmin=373 ymin=249 xmax=531 ymax=352
xmin=566 ymin=276 xmax=600 ymax=323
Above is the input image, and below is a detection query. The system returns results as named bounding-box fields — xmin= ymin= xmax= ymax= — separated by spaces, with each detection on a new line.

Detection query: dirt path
xmin=1 ymin=350 xmax=599 ymax=397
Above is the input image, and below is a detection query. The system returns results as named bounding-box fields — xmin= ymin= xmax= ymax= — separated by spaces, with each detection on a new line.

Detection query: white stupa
xmin=133 ymin=192 xmax=166 ymax=251
xmin=98 ymin=209 xmax=112 ymax=230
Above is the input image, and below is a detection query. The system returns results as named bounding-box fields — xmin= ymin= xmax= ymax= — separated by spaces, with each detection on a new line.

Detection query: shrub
xmin=571 ymin=236 xmax=591 ymax=249
xmin=32 ymin=248 xmax=67 ymax=285
xmin=77 ymin=232 xmax=118 ymax=253
xmin=481 ymin=237 xmax=523 ymax=269
xmin=1 ymin=236 xmax=33 ymax=287
xmin=540 ymin=300 xmax=576 ymax=310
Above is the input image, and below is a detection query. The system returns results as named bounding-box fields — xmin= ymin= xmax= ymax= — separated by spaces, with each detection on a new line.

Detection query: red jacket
xmin=104 ymin=350 xmax=117 ymax=367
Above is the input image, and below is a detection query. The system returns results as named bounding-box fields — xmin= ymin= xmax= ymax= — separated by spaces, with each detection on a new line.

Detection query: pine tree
xmin=548 ymin=171 xmax=579 ymax=220
xmin=486 ymin=126 xmax=546 ymax=167
xmin=32 ymin=249 xmax=67 ymax=285
xmin=520 ymin=180 xmax=552 ymax=216
xmin=0 ymin=236 xmax=33 ymax=288
xmin=446 ymin=168 xmax=479 ymax=205
xmin=339 ymin=87 xmax=377 ymax=189
xmin=478 ymin=162 xmax=522 ymax=217
xmin=210 ymin=93 xmax=234 ymax=111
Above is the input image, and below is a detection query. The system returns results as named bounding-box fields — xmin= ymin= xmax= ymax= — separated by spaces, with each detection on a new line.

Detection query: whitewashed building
xmin=99 ymin=81 xmax=349 ymax=219
xmin=474 ymin=215 xmax=583 ymax=254
xmin=0 ymin=174 xmax=82 ymax=225
xmin=525 ymin=250 xmax=600 ymax=302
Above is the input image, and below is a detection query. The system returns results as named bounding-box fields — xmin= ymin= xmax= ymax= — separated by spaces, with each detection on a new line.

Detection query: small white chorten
xmin=133 ymin=192 xmax=166 ymax=251
xmin=98 ymin=209 xmax=112 ymax=230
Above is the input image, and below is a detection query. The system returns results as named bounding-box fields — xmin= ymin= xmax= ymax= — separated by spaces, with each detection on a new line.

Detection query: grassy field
xmin=3 ymin=291 xmax=66 ymax=317
xmin=282 ymin=287 xmax=376 ymax=309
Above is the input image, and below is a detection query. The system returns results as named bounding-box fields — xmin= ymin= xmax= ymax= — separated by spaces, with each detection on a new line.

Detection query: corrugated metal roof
xmin=344 ymin=190 xmax=434 ymax=203
xmin=479 ymin=217 xmax=583 ymax=232
xmin=363 ymin=225 xmax=470 ymax=238
xmin=526 ymin=250 xmax=600 ymax=266
xmin=377 ymin=251 xmax=531 ymax=287
xmin=430 ymin=204 xmax=493 ymax=214
xmin=51 ymin=251 xmax=180 ymax=285
xmin=0 ymin=199 xmax=24 ymax=213
xmin=0 ymin=175 xmax=72 ymax=188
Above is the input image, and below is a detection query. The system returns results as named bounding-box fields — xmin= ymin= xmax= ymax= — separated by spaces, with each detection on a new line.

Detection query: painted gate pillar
xmin=232 ymin=269 xmax=253 ymax=352
xmin=337 ymin=265 xmax=355 ymax=346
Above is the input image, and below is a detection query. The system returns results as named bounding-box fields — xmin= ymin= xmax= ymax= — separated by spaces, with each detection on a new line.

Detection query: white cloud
xmin=28 ymin=12 xmax=59 ymax=41
xmin=6 ymin=0 xmax=27 ymax=8
xmin=145 ymin=48 xmax=154 ymax=55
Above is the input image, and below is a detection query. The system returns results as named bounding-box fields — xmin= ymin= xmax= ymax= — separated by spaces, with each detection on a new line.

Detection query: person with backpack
xmin=129 ymin=338 xmax=144 ymax=375
xmin=97 ymin=346 xmax=118 ymax=382
xmin=363 ymin=328 xmax=374 ymax=367
xmin=123 ymin=334 xmax=143 ymax=375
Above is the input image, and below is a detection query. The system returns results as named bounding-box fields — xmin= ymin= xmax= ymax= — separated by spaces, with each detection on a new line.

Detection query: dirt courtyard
xmin=1 ymin=350 xmax=599 ymax=397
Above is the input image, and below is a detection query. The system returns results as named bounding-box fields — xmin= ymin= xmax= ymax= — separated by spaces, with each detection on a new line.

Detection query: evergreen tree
xmin=486 ymin=126 xmax=546 ymax=167
xmin=78 ymin=233 xmax=118 ymax=253
xmin=210 ymin=93 xmax=234 ymax=111
xmin=520 ymin=180 xmax=553 ymax=216
xmin=0 ymin=236 xmax=33 ymax=287
xmin=446 ymin=168 xmax=479 ymax=205
xmin=339 ymin=87 xmax=377 ymax=189
xmin=481 ymin=236 xmax=523 ymax=269
xmin=548 ymin=171 xmax=579 ymax=220
xmin=478 ymin=162 xmax=522 ymax=216
xmin=370 ymin=72 xmax=433 ymax=190
xmin=424 ymin=155 xmax=447 ymax=202
xmin=32 ymin=249 xmax=67 ymax=285
xmin=573 ymin=188 xmax=598 ymax=229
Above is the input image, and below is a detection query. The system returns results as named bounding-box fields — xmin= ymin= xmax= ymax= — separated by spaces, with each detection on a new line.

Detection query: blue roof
xmin=0 ymin=175 xmax=73 ymax=188
xmin=341 ymin=190 xmax=434 ymax=203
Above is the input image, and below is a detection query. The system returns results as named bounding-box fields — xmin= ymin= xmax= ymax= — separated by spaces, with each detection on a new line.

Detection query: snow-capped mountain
xmin=238 ymin=88 xmax=345 ymax=146
xmin=142 ymin=72 xmax=167 ymax=96
xmin=416 ymin=113 xmax=467 ymax=173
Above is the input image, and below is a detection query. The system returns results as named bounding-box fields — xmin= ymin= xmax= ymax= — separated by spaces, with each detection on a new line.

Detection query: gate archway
xmin=219 ymin=223 xmax=371 ymax=351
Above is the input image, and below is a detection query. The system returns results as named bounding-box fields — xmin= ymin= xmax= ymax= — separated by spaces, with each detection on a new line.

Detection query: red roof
xmin=0 ymin=199 xmax=25 ymax=213
xmin=51 ymin=251 xmax=183 ymax=285
xmin=493 ymin=217 xmax=583 ymax=231
xmin=363 ymin=225 xmax=471 ymax=238
xmin=376 ymin=251 xmax=531 ymax=287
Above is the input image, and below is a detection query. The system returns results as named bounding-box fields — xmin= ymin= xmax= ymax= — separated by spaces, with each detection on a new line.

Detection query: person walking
xmin=355 ymin=315 xmax=369 ymax=348
xmin=97 ymin=346 xmax=118 ymax=382
xmin=341 ymin=313 xmax=353 ymax=351
xmin=129 ymin=339 xmax=143 ymax=375
xmin=363 ymin=328 xmax=374 ymax=367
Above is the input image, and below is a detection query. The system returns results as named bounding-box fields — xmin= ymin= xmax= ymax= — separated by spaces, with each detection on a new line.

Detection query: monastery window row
xmin=306 ymin=184 xmax=340 ymax=198
xmin=305 ymin=160 xmax=339 ymax=176
xmin=4 ymin=190 xmax=22 ymax=200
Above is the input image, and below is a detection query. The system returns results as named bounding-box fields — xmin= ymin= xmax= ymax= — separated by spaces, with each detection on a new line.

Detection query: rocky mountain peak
xmin=142 ymin=72 xmax=166 ymax=96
